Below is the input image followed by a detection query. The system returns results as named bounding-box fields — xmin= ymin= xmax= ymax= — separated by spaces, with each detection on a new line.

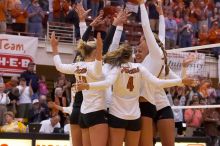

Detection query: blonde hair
xmin=104 ymin=44 xmax=132 ymax=67
xmin=77 ymin=40 xmax=97 ymax=58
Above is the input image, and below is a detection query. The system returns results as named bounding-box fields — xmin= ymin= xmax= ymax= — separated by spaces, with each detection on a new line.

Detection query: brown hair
xmin=77 ymin=40 xmax=96 ymax=58
xmin=104 ymin=44 xmax=132 ymax=68
xmin=154 ymin=33 xmax=170 ymax=76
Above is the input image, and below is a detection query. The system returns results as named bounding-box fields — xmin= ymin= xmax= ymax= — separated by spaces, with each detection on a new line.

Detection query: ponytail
xmin=154 ymin=34 xmax=170 ymax=76
xmin=104 ymin=44 xmax=132 ymax=68
xmin=77 ymin=40 xmax=96 ymax=58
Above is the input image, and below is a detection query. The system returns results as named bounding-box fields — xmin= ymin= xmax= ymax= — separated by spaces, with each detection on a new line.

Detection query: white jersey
xmin=17 ymin=85 xmax=32 ymax=104
xmin=53 ymin=55 xmax=105 ymax=114
xmin=140 ymin=4 xmax=186 ymax=110
xmin=103 ymin=64 xmax=113 ymax=108
xmin=88 ymin=63 xmax=182 ymax=120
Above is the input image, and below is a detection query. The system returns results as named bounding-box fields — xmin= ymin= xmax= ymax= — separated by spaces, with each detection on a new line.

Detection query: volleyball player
xmin=50 ymin=30 xmax=109 ymax=146
xmin=76 ymin=43 xmax=196 ymax=146
xmin=137 ymin=1 xmax=196 ymax=146
xmin=107 ymin=1 xmax=196 ymax=145
xmin=58 ymin=4 xmax=110 ymax=146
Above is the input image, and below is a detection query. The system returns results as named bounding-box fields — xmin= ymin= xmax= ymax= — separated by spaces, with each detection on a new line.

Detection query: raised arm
xmin=158 ymin=15 xmax=165 ymax=45
xmin=108 ymin=26 xmax=123 ymax=52
xmin=103 ymin=25 xmax=117 ymax=54
xmin=75 ymin=4 xmax=105 ymax=41
xmin=156 ymin=0 xmax=165 ymax=45
xmin=79 ymin=22 xmax=87 ymax=38
xmin=50 ymin=32 xmax=77 ymax=74
xmin=108 ymin=10 xmax=130 ymax=52
xmin=75 ymin=3 xmax=91 ymax=40
xmin=53 ymin=55 xmax=77 ymax=74
xmin=90 ymin=33 xmax=103 ymax=77
xmin=140 ymin=2 xmax=163 ymax=58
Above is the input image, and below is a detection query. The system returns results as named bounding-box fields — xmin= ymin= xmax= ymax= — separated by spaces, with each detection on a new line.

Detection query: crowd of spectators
xmin=0 ymin=62 xmax=72 ymax=134
xmin=0 ymin=0 xmax=219 ymax=55
xmin=169 ymin=80 xmax=220 ymax=145
xmin=0 ymin=0 xmax=219 ymax=57
xmin=0 ymin=63 xmax=220 ymax=144
xmin=0 ymin=0 xmax=220 ymax=145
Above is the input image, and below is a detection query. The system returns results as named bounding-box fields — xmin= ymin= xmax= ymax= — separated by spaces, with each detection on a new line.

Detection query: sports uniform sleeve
xmin=158 ymin=15 xmax=165 ymax=46
xmin=168 ymin=67 xmax=187 ymax=79
xmin=140 ymin=3 xmax=163 ymax=59
xmin=90 ymin=60 xmax=103 ymax=77
xmin=53 ymin=55 xmax=77 ymax=74
xmin=108 ymin=26 xmax=123 ymax=52
xmin=88 ymin=67 xmax=119 ymax=90
xmin=139 ymin=65 xmax=182 ymax=88
xmin=79 ymin=22 xmax=87 ymax=39
xmin=167 ymin=69 xmax=184 ymax=86
xmin=167 ymin=67 xmax=187 ymax=86
xmin=181 ymin=67 xmax=187 ymax=78
xmin=167 ymin=69 xmax=180 ymax=79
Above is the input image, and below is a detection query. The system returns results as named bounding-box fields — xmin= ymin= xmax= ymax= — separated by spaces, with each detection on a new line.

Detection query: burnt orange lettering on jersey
xmin=121 ymin=67 xmax=139 ymax=92
xmin=75 ymin=66 xmax=87 ymax=74
xmin=121 ymin=67 xmax=140 ymax=74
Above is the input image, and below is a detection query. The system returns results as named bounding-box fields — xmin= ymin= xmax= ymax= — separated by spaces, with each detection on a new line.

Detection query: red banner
xmin=0 ymin=34 xmax=38 ymax=76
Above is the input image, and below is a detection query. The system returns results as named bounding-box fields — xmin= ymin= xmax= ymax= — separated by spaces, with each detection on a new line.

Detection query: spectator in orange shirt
xmin=208 ymin=21 xmax=220 ymax=44
xmin=208 ymin=21 xmax=220 ymax=57
xmin=198 ymin=24 xmax=209 ymax=45
xmin=11 ymin=2 xmax=28 ymax=32
xmin=5 ymin=76 xmax=19 ymax=90
xmin=0 ymin=0 xmax=7 ymax=33
xmin=53 ymin=0 xmax=70 ymax=22
xmin=6 ymin=0 xmax=17 ymax=24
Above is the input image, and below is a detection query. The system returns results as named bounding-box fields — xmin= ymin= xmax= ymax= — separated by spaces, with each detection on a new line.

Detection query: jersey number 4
xmin=127 ymin=76 xmax=134 ymax=92
xmin=79 ymin=76 xmax=87 ymax=83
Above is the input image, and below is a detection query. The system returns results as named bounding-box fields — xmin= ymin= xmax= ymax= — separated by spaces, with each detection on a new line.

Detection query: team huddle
xmin=50 ymin=0 xmax=197 ymax=146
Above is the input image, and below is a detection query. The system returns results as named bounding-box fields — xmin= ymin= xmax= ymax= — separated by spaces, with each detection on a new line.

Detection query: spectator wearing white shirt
xmin=39 ymin=115 xmax=61 ymax=133
xmin=172 ymin=97 xmax=184 ymax=136
xmin=176 ymin=87 xmax=186 ymax=106
xmin=17 ymin=78 xmax=33 ymax=119
xmin=0 ymin=83 xmax=10 ymax=126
